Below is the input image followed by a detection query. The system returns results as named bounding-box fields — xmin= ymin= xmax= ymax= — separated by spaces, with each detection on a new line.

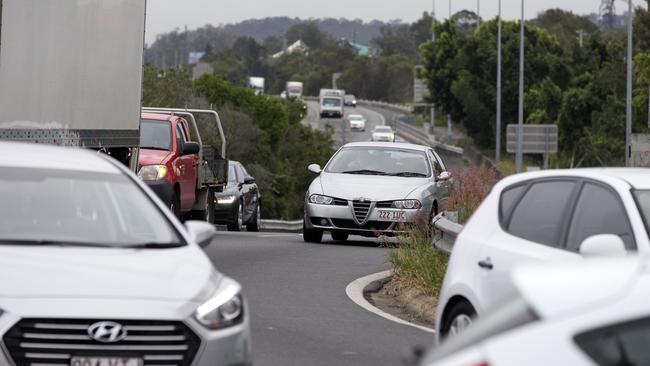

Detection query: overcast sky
xmin=145 ymin=0 xmax=644 ymax=45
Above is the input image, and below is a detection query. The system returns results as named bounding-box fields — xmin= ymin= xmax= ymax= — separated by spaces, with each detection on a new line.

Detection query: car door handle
xmin=478 ymin=258 xmax=493 ymax=270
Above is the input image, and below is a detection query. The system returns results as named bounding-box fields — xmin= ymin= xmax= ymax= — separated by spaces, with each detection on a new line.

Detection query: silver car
xmin=303 ymin=142 xmax=451 ymax=242
xmin=0 ymin=142 xmax=252 ymax=366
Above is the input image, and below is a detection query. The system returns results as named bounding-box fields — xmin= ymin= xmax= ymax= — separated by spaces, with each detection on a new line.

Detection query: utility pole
xmin=477 ymin=0 xmax=481 ymax=27
xmin=576 ymin=29 xmax=585 ymax=47
xmin=516 ymin=0 xmax=525 ymax=173
xmin=626 ymin=0 xmax=633 ymax=166
xmin=431 ymin=0 xmax=436 ymax=129
xmin=496 ymin=0 xmax=502 ymax=161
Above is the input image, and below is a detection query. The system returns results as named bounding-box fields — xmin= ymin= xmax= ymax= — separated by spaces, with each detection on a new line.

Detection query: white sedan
xmin=420 ymin=256 xmax=650 ymax=366
xmin=371 ymin=126 xmax=395 ymax=142
xmin=436 ymin=168 xmax=650 ymax=340
xmin=348 ymin=114 xmax=366 ymax=131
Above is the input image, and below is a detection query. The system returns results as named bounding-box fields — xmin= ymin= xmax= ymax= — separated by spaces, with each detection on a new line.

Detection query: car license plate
xmin=377 ymin=210 xmax=406 ymax=221
xmin=70 ymin=357 xmax=143 ymax=366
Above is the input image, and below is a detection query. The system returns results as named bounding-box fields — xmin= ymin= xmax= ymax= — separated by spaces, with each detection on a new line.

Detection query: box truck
xmin=319 ymin=89 xmax=345 ymax=118
xmin=247 ymin=77 xmax=265 ymax=95
xmin=286 ymin=81 xmax=304 ymax=99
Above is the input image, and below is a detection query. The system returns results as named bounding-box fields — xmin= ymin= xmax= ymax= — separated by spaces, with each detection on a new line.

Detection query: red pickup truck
xmin=138 ymin=112 xmax=225 ymax=220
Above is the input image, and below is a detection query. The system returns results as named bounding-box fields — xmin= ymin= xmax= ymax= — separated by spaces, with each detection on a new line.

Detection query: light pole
xmin=626 ymin=0 xmax=633 ymax=166
xmin=496 ymin=0 xmax=502 ymax=161
xmin=449 ymin=0 xmax=451 ymax=19
xmin=477 ymin=0 xmax=481 ymax=27
xmin=431 ymin=0 xmax=436 ymax=129
xmin=516 ymin=0 xmax=525 ymax=173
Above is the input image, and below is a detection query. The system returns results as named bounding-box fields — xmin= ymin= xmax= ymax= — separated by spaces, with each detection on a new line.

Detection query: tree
xmin=372 ymin=22 xmax=418 ymax=57
xmin=285 ymin=22 xmax=326 ymax=49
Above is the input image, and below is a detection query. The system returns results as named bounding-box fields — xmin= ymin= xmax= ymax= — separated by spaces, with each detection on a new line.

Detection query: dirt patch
xmin=365 ymin=276 xmax=437 ymax=329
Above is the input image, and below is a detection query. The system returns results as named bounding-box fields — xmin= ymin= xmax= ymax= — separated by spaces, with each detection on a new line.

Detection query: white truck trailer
xmin=286 ymin=81 xmax=304 ymax=99
xmin=0 ymin=0 xmax=146 ymax=170
xmin=247 ymin=77 xmax=265 ymax=96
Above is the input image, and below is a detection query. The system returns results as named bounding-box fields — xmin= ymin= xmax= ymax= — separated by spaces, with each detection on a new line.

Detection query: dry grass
xmin=444 ymin=167 xmax=500 ymax=224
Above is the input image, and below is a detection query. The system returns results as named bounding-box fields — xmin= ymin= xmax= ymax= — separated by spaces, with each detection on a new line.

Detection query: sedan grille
xmin=352 ymin=200 xmax=373 ymax=224
xmin=2 ymin=319 xmax=201 ymax=366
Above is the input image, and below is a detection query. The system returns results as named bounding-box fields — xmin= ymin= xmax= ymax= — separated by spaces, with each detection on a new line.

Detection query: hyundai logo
xmin=88 ymin=321 xmax=127 ymax=343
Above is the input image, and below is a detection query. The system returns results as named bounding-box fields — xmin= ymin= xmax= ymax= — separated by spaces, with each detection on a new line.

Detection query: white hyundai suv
xmin=436 ymin=169 xmax=650 ymax=340
xmin=0 ymin=142 xmax=252 ymax=366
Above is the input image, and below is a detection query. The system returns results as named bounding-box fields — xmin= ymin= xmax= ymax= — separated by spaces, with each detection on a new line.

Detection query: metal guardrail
xmin=432 ymin=212 xmax=463 ymax=254
xmin=260 ymin=219 xmax=303 ymax=232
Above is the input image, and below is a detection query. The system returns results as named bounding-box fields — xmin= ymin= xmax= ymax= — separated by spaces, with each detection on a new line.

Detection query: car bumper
xmin=0 ymin=297 xmax=252 ymax=366
xmin=304 ymin=202 xmax=426 ymax=236
xmin=350 ymin=124 xmax=365 ymax=130
xmin=213 ymin=203 xmax=238 ymax=224
xmin=144 ymin=179 xmax=174 ymax=206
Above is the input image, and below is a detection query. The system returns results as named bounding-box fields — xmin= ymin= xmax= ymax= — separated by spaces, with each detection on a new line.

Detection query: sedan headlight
xmin=217 ymin=195 xmax=237 ymax=204
xmin=392 ymin=199 xmax=422 ymax=209
xmin=195 ymin=284 xmax=244 ymax=330
xmin=138 ymin=165 xmax=168 ymax=181
xmin=309 ymin=194 xmax=334 ymax=205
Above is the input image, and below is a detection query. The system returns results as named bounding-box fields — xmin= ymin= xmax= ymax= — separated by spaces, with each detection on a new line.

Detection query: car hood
xmin=0 ymin=245 xmax=218 ymax=302
xmin=316 ymin=173 xmax=429 ymax=200
xmin=139 ymin=149 xmax=173 ymax=166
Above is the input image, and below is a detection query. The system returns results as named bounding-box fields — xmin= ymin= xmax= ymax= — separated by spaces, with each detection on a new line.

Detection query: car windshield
xmin=323 ymin=97 xmax=341 ymax=107
xmin=325 ymin=147 xmax=430 ymax=176
xmin=349 ymin=115 xmax=364 ymax=120
xmin=345 ymin=95 xmax=355 ymax=101
xmin=140 ymin=119 xmax=171 ymax=151
xmin=228 ymin=164 xmax=238 ymax=184
xmin=0 ymin=167 xmax=182 ymax=248
xmin=633 ymin=190 xmax=650 ymax=235
xmin=375 ymin=127 xmax=393 ymax=133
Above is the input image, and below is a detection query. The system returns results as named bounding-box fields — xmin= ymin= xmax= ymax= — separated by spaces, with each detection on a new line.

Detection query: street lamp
xmin=626 ymin=0 xmax=633 ymax=166
xmin=515 ymin=0 xmax=525 ymax=173
xmin=496 ymin=0 xmax=502 ymax=161
xmin=477 ymin=0 xmax=481 ymax=27
xmin=431 ymin=0 xmax=436 ymax=129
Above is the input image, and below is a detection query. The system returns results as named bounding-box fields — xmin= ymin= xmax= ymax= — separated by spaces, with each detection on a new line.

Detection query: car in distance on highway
xmin=371 ymin=126 xmax=395 ymax=142
xmin=348 ymin=114 xmax=367 ymax=131
xmin=344 ymin=94 xmax=357 ymax=107
xmin=436 ymin=168 xmax=650 ymax=341
xmin=419 ymin=256 xmax=650 ymax=366
xmin=303 ymin=142 xmax=450 ymax=243
xmin=213 ymin=161 xmax=261 ymax=232
xmin=0 ymin=142 xmax=252 ymax=366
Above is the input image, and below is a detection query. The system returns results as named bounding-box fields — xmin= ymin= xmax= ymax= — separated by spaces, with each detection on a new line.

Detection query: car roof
xmin=512 ymin=256 xmax=643 ymax=319
xmin=0 ymin=141 xmax=122 ymax=174
xmin=342 ymin=141 xmax=430 ymax=152
xmin=496 ymin=168 xmax=650 ymax=190
xmin=141 ymin=112 xmax=179 ymax=122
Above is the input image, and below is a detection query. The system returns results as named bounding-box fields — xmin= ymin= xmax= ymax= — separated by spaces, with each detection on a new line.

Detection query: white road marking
xmin=345 ymin=270 xmax=435 ymax=334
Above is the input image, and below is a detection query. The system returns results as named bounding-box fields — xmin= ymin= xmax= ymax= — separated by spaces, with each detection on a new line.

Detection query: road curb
xmin=345 ymin=270 xmax=435 ymax=334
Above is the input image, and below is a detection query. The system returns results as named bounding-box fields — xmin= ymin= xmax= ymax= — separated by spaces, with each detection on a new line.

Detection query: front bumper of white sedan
xmin=304 ymin=200 xmax=427 ymax=237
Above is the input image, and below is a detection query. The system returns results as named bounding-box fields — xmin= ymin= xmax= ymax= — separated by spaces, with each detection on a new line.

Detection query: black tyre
xmin=441 ymin=301 xmax=477 ymax=339
xmin=170 ymin=191 xmax=181 ymax=219
xmin=303 ymin=221 xmax=323 ymax=243
xmin=331 ymin=231 xmax=349 ymax=241
xmin=246 ymin=202 xmax=261 ymax=232
xmin=227 ymin=202 xmax=244 ymax=232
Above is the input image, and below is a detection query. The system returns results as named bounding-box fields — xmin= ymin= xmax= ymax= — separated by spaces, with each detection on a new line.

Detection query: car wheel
xmin=331 ymin=231 xmax=349 ymax=241
xmin=170 ymin=191 xmax=181 ymax=219
xmin=246 ymin=201 xmax=261 ymax=232
xmin=303 ymin=221 xmax=323 ymax=243
xmin=441 ymin=301 xmax=477 ymax=339
xmin=227 ymin=202 xmax=244 ymax=232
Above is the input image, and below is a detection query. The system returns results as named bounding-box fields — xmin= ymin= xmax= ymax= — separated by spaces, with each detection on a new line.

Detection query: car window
xmin=566 ymin=183 xmax=635 ymax=251
xmin=575 ymin=316 xmax=650 ymax=366
xmin=228 ymin=164 xmax=238 ymax=184
xmin=499 ymin=185 xmax=527 ymax=223
xmin=507 ymin=180 xmax=576 ymax=248
xmin=236 ymin=165 xmax=246 ymax=183
xmin=428 ymin=150 xmax=443 ymax=176
xmin=175 ymin=124 xmax=184 ymax=150
xmin=325 ymin=147 xmax=430 ymax=177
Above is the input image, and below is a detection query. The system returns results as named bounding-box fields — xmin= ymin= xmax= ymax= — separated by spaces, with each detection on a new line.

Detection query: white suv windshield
xmin=323 ymin=98 xmax=341 ymax=107
xmin=0 ymin=167 xmax=182 ymax=248
xmin=325 ymin=147 xmax=430 ymax=177
xmin=375 ymin=127 xmax=392 ymax=133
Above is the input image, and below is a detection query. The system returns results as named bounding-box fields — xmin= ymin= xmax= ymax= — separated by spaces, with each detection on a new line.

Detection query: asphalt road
xmin=205 ymin=232 xmax=433 ymax=366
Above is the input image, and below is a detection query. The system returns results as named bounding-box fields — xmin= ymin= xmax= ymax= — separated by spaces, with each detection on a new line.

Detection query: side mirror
xmin=579 ymin=234 xmax=627 ymax=257
xmin=437 ymin=171 xmax=451 ymax=181
xmin=243 ymin=176 xmax=256 ymax=185
xmin=308 ymin=164 xmax=322 ymax=174
xmin=185 ymin=221 xmax=216 ymax=248
xmin=181 ymin=141 xmax=200 ymax=156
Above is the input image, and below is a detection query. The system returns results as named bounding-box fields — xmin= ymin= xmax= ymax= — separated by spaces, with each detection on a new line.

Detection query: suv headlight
xmin=195 ymin=284 xmax=244 ymax=330
xmin=392 ymin=199 xmax=422 ymax=209
xmin=309 ymin=194 xmax=334 ymax=205
xmin=138 ymin=165 xmax=168 ymax=181
xmin=217 ymin=195 xmax=237 ymax=204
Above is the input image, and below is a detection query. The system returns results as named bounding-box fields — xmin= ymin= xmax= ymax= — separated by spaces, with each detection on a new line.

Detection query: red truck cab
xmin=138 ymin=113 xmax=200 ymax=218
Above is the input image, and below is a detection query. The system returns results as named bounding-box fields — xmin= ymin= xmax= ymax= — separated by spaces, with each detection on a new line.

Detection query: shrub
xmin=444 ymin=167 xmax=500 ymax=223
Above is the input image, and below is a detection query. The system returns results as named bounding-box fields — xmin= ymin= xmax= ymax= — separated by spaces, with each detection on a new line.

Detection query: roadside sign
xmin=413 ymin=66 xmax=430 ymax=104
xmin=631 ymin=134 xmax=650 ymax=167
xmin=506 ymin=124 xmax=558 ymax=154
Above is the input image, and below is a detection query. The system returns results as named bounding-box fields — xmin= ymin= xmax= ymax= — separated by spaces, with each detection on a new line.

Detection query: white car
xmin=0 ymin=142 xmax=252 ymax=366
xmin=371 ymin=126 xmax=395 ymax=142
xmin=436 ymin=168 xmax=650 ymax=340
xmin=348 ymin=114 xmax=366 ymax=131
xmin=420 ymin=256 xmax=650 ymax=366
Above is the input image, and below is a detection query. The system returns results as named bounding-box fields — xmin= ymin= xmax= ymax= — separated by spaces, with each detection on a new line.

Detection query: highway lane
xmin=205 ymin=232 xmax=433 ymax=366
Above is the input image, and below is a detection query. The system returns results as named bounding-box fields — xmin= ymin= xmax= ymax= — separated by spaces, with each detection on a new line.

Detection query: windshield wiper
xmin=342 ymin=169 xmax=388 ymax=175
xmin=0 ymin=239 xmax=115 ymax=248
xmin=123 ymin=242 xmax=185 ymax=249
xmin=389 ymin=172 xmax=428 ymax=177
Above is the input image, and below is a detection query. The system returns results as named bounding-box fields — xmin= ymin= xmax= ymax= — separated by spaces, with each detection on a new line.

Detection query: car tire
xmin=246 ymin=201 xmax=261 ymax=232
xmin=331 ymin=232 xmax=348 ymax=241
xmin=303 ymin=221 xmax=323 ymax=243
xmin=227 ymin=201 xmax=244 ymax=232
xmin=170 ymin=191 xmax=181 ymax=219
xmin=441 ymin=301 xmax=477 ymax=339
